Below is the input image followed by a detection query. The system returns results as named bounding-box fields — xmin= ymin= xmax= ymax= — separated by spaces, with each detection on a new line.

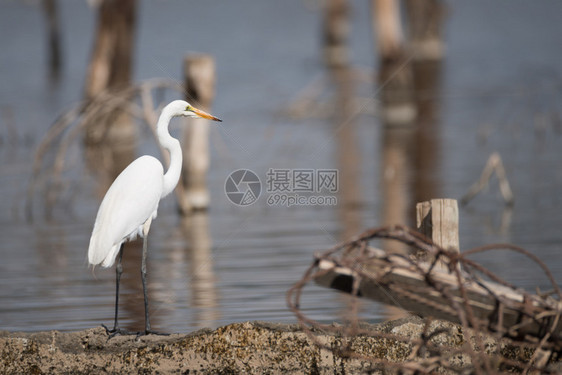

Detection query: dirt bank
xmin=0 ymin=317 xmax=555 ymax=374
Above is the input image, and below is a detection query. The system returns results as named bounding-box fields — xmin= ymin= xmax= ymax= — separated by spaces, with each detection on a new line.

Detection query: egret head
xmin=166 ymin=99 xmax=222 ymax=122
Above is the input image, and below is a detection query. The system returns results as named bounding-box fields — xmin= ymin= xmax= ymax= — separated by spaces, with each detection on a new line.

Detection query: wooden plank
xmin=314 ymin=248 xmax=562 ymax=340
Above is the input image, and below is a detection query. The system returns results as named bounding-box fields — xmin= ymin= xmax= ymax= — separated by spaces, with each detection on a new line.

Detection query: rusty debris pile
xmin=287 ymin=225 xmax=562 ymax=374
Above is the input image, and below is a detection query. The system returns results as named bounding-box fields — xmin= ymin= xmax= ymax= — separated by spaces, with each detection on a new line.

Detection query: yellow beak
xmin=191 ymin=106 xmax=222 ymax=122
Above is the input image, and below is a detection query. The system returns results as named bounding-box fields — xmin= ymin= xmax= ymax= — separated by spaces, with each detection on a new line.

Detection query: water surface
xmin=1 ymin=0 xmax=562 ymax=333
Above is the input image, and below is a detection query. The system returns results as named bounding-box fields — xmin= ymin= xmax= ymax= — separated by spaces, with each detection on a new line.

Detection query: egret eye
xmin=185 ymin=105 xmax=193 ymax=112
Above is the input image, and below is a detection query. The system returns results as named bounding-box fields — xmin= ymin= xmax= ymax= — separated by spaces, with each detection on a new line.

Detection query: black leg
xmin=113 ymin=245 xmax=124 ymax=330
xmin=139 ymin=234 xmax=168 ymax=337
xmin=141 ymin=235 xmax=151 ymax=333
xmin=103 ymin=244 xmax=134 ymax=338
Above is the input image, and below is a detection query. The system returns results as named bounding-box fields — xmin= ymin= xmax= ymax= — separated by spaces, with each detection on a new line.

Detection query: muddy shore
xmin=0 ymin=316 xmax=555 ymax=374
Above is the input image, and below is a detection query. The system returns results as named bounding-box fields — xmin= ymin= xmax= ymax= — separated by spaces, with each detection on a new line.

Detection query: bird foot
xmin=102 ymin=324 xmax=170 ymax=338
xmin=102 ymin=324 xmax=137 ymax=338
xmin=141 ymin=329 xmax=170 ymax=337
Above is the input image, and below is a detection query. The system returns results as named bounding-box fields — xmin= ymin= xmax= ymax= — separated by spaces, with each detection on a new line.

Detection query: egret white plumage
xmin=88 ymin=100 xmax=221 ymax=336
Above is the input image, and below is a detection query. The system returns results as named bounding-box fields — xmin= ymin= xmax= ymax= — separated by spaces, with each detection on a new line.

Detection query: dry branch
xmin=26 ymin=79 xmax=184 ymax=221
xmin=283 ymin=69 xmax=377 ymax=119
xmin=461 ymin=152 xmax=515 ymax=206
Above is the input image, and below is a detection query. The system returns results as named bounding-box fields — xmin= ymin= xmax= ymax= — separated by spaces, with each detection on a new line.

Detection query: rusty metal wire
xmin=287 ymin=225 xmax=562 ymax=374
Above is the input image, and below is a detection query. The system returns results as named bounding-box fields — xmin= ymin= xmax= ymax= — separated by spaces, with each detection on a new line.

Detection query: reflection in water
xmin=330 ymin=66 xmax=362 ymax=241
xmin=464 ymin=205 xmax=514 ymax=238
xmin=322 ymin=0 xmax=367 ymax=319
xmin=83 ymin=114 xmax=137 ymax=198
xmin=378 ymin=59 xmax=444 ymax=244
xmin=180 ymin=212 xmax=220 ymax=328
xmin=377 ymin=52 xmax=444 ymax=320
xmin=323 ymin=0 xmax=377 ymax=320
xmin=321 ymin=0 xmax=362 ymax=241
xmin=118 ymin=240 xmax=146 ymax=331
xmin=379 ymin=58 xmax=416 ymax=250
xmin=412 ymin=61 xmax=443 ymax=204
xmin=329 ymin=63 xmax=368 ymax=323
xmin=34 ymin=225 xmax=68 ymax=271
xmin=42 ymin=0 xmax=62 ymax=85
xmin=381 ymin=126 xmax=415 ymax=230
xmin=378 ymin=58 xmax=416 ymax=321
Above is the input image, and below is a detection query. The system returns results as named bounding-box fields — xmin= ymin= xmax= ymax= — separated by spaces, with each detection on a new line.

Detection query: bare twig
xmin=26 ymin=78 xmax=183 ymax=221
xmin=461 ymin=152 xmax=515 ymax=206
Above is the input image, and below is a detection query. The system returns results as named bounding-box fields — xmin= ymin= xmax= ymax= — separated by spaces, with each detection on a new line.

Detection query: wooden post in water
xmin=371 ymin=0 xmax=404 ymax=62
xmin=180 ymin=54 xmax=216 ymax=214
xmin=404 ymin=0 xmax=445 ymax=61
xmin=83 ymin=0 xmax=138 ymax=190
xmin=416 ymin=199 xmax=459 ymax=269
xmin=42 ymin=0 xmax=62 ymax=82
xmin=371 ymin=0 xmax=416 ymax=126
xmin=322 ymin=0 xmax=350 ymax=68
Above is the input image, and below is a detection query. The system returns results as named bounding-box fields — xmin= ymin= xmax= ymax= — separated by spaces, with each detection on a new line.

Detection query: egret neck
xmin=157 ymin=108 xmax=182 ymax=198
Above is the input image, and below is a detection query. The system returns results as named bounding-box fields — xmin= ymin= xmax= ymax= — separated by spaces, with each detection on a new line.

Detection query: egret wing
xmin=88 ymin=156 xmax=164 ymax=267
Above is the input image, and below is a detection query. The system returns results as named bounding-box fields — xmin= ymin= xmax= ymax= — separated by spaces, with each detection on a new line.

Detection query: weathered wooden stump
xmin=180 ymin=54 xmax=216 ymax=213
xmin=416 ymin=198 xmax=459 ymax=270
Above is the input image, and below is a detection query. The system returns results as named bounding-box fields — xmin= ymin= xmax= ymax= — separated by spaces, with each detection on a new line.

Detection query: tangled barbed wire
xmin=287 ymin=225 xmax=562 ymax=374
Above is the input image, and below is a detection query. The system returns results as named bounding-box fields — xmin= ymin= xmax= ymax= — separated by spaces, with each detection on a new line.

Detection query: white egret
xmin=88 ymin=100 xmax=221 ymax=336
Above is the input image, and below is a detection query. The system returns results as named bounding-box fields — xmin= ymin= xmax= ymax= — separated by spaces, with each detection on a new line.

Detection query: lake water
xmin=1 ymin=0 xmax=562 ymax=333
